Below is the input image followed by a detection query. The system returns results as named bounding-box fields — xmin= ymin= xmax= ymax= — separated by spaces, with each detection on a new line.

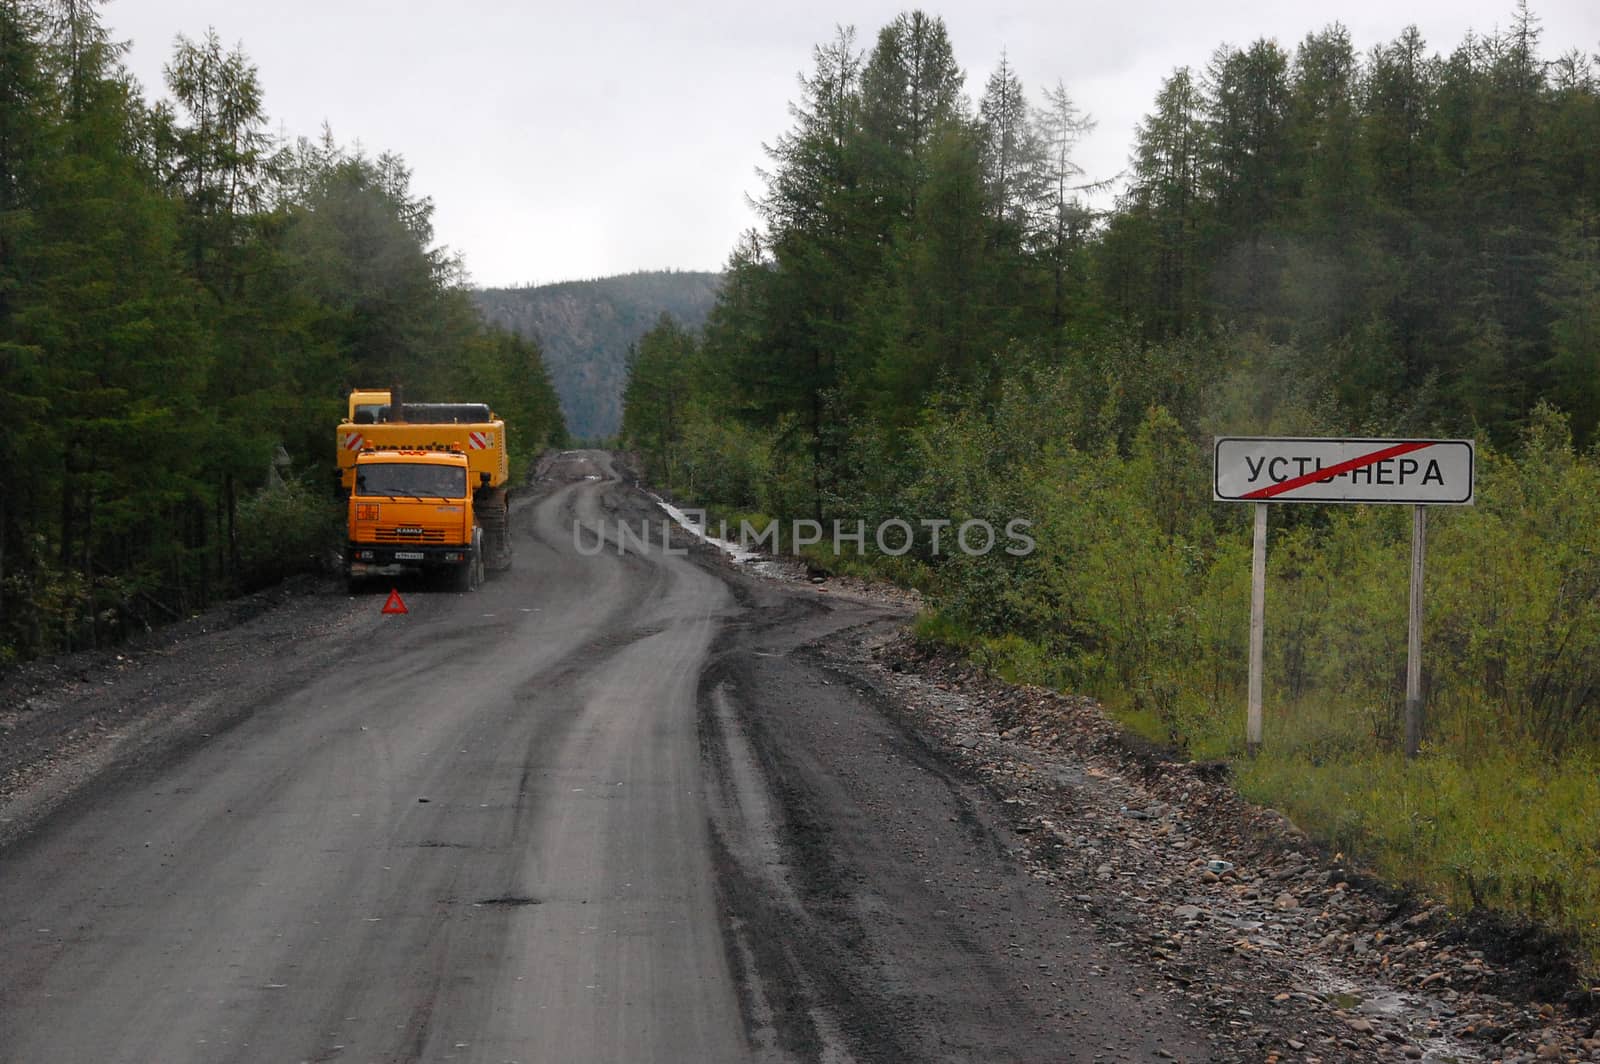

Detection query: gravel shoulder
xmin=702 ymin=579 xmax=1215 ymax=1062
xmin=0 ymin=577 xmax=375 ymax=849
xmin=0 ymin=452 xmax=578 ymax=848
xmin=795 ymin=615 xmax=1598 ymax=1064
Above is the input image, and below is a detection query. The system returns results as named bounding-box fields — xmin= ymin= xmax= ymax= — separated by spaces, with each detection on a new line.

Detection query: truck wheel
xmin=454 ymin=530 xmax=485 ymax=592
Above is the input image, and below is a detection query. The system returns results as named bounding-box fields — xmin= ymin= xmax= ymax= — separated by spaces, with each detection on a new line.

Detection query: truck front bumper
xmin=347 ymin=544 xmax=471 ymax=576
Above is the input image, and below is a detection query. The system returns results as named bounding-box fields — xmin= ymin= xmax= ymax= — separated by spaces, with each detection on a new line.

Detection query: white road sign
xmin=1214 ymin=437 xmax=1475 ymax=505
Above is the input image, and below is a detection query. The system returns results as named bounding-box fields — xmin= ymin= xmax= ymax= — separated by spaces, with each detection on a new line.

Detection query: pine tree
xmin=27 ymin=0 xmax=207 ymax=640
xmin=621 ymin=314 xmax=699 ymax=486
xmin=1364 ymin=26 xmax=1437 ymax=213
xmin=1289 ymin=24 xmax=1365 ymax=238
xmin=1203 ymin=40 xmax=1293 ymax=228
xmin=747 ymin=28 xmax=876 ymax=517
xmin=163 ymin=28 xmax=274 ymax=295
xmin=882 ymin=125 xmax=997 ymax=411
xmin=1546 ymin=48 xmax=1600 ymax=208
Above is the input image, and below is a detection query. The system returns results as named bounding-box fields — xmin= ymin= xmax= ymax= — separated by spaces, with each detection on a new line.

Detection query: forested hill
xmin=474 ymin=272 xmax=722 ymax=441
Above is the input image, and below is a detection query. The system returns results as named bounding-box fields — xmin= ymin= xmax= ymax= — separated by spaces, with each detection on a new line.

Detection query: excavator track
xmin=477 ymin=486 xmax=513 ymax=571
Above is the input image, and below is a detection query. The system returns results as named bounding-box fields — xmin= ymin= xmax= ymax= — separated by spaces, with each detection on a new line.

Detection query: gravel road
xmin=0 ymin=450 xmax=1211 ymax=1063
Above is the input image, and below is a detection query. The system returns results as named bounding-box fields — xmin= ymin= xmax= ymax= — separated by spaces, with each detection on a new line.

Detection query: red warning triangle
xmin=381 ymin=588 xmax=409 ymax=615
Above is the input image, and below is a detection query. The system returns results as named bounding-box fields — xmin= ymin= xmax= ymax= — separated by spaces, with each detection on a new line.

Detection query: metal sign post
xmin=1405 ymin=505 xmax=1426 ymax=758
xmin=1248 ymin=503 xmax=1266 ymax=754
xmin=1214 ymin=438 xmax=1474 ymax=756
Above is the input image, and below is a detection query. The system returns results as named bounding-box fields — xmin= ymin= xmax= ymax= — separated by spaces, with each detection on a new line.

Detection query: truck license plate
xmin=394 ymin=551 xmax=424 ymax=560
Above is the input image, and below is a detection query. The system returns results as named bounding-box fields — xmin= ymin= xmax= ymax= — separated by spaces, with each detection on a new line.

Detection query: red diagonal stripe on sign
xmin=1241 ymin=441 xmax=1434 ymax=500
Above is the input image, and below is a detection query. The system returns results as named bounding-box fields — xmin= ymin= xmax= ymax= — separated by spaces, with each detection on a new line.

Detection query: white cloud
xmin=108 ymin=0 xmax=1600 ymax=287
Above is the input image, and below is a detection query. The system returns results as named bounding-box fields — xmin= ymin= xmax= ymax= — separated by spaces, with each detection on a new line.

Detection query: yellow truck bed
xmin=337 ymin=390 xmax=508 ymax=493
xmin=337 ymin=420 xmax=508 ymax=492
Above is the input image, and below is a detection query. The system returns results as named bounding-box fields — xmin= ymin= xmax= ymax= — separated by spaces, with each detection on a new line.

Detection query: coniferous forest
xmin=622 ymin=7 xmax=1600 ymax=959
xmin=0 ymin=2 xmax=566 ymax=659
xmin=631 ymin=6 xmax=1599 ymax=486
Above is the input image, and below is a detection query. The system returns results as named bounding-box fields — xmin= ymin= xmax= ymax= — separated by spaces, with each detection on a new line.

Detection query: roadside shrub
xmin=234 ymin=479 xmax=342 ymax=591
xmin=671 ymin=415 xmax=769 ymax=509
xmin=0 ymin=535 xmax=93 ymax=660
xmin=1428 ymin=407 xmax=1600 ymax=753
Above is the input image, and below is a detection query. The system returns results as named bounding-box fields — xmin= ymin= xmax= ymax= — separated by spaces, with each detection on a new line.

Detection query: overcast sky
xmin=107 ymin=0 xmax=1599 ymax=289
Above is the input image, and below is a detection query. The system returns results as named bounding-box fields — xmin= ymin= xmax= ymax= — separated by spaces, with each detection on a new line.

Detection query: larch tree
xmin=1030 ymin=79 xmax=1096 ymax=348
xmin=977 ymin=51 xmax=1042 ymax=238
xmin=1202 ymin=39 xmax=1293 ymax=320
xmin=1122 ymin=66 xmax=1206 ymax=336
xmin=860 ymin=10 xmax=964 ymax=227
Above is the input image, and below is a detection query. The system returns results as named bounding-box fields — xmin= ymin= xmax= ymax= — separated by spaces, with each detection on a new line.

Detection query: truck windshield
xmin=354 ymin=463 xmax=467 ymax=499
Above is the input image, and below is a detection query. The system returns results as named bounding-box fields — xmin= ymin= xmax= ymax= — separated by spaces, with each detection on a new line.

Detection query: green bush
xmin=1428 ymin=408 xmax=1600 ymax=753
xmin=670 ymin=414 xmax=771 ymax=509
xmin=234 ymin=479 xmax=342 ymax=591
xmin=0 ymin=535 xmax=93 ymax=660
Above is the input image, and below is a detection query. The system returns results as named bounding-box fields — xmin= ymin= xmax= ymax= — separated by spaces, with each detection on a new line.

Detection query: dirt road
xmin=0 ymin=451 xmax=1209 ymax=1062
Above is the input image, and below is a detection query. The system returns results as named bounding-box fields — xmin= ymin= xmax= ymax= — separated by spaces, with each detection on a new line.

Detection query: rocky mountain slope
xmin=474 ymin=271 xmax=721 ymax=440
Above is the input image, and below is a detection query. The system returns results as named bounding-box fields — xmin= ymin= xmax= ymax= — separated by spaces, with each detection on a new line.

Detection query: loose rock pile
xmin=814 ymin=626 xmax=1598 ymax=1064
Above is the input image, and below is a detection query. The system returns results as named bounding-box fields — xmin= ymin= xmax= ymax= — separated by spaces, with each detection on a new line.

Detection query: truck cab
xmin=346 ymin=449 xmax=484 ymax=591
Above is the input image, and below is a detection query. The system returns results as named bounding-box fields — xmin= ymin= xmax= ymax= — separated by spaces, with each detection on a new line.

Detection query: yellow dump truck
xmin=336 ymin=389 xmax=512 ymax=591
